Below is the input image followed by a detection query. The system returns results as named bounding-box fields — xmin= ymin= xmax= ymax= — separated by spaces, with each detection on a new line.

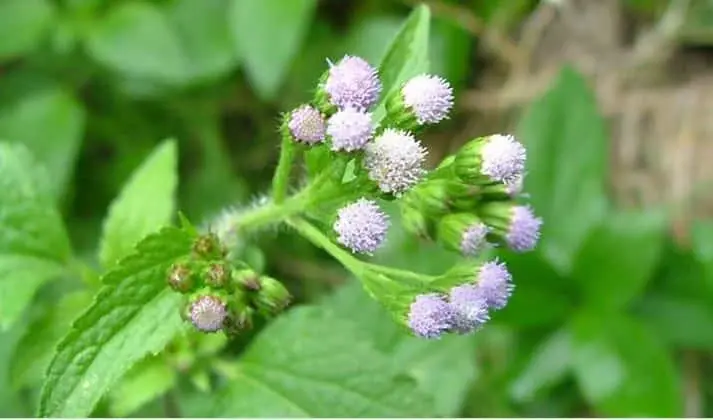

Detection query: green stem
xmin=363 ymin=262 xmax=434 ymax=283
xmin=286 ymin=218 xmax=364 ymax=275
xmin=272 ymin=135 xmax=297 ymax=204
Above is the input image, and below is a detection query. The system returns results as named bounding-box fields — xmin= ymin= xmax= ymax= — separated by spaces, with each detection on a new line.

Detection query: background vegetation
xmin=1 ymin=0 xmax=713 ymax=417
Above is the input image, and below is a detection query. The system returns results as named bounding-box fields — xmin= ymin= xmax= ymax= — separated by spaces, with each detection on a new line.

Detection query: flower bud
xmin=192 ymin=232 xmax=225 ymax=260
xmin=407 ymin=293 xmax=456 ymax=339
xmin=224 ymin=294 xmax=255 ymax=335
xmin=385 ymin=74 xmax=453 ymax=130
xmin=479 ymin=202 xmax=542 ymax=252
xmin=204 ymin=262 xmax=231 ymax=289
xmin=400 ymin=204 xmax=431 ymax=239
xmin=253 ymin=276 xmax=291 ymax=317
xmin=233 ymin=268 xmax=262 ymax=291
xmin=188 ymin=293 xmax=228 ymax=333
xmin=454 ymin=134 xmax=526 ymax=184
xmin=326 ymin=107 xmax=374 ymax=152
xmin=437 ymin=213 xmax=490 ymax=257
xmin=364 ymin=128 xmax=427 ymax=196
xmin=167 ymin=262 xmax=195 ymax=293
xmin=283 ymin=104 xmax=326 ymax=145
xmin=315 ymin=55 xmax=381 ymax=112
xmin=402 ymin=179 xmax=451 ymax=217
xmin=333 ymin=198 xmax=390 ymax=255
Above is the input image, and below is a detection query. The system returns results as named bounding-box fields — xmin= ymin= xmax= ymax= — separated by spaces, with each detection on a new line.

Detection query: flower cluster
xmin=166 ymin=233 xmax=291 ymax=335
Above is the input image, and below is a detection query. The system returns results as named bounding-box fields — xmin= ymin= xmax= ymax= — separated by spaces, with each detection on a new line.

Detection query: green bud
xmin=233 ymin=268 xmax=262 ymax=292
xmin=253 ymin=276 xmax=291 ymax=317
xmin=204 ymin=261 xmax=231 ymax=289
xmin=400 ymin=203 xmax=431 ymax=239
xmin=224 ymin=295 xmax=255 ymax=336
xmin=192 ymin=232 xmax=225 ymax=260
xmin=167 ymin=262 xmax=194 ymax=293
xmin=437 ymin=213 xmax=489 ymax=256
xmin=477 ymin=201 xmax=514 ymax=232
xmin=453 ymin=137 xmax=488 ymax=184
xmin=313 ymin=71 xmax=337 ymax=116
xmin=384 ymin=90 xmax=420 ymax=131
xmin=403 ymin=179 xmax=451 ymax=216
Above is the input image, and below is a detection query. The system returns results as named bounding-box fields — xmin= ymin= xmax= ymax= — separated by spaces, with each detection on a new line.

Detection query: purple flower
xmin=287 ymin=105 xmax=325 ymax=144
xmin=460 ymin=222 xmax=490 ymax=256
xmin=364 ymin=128 xmax=427 ymax=195
xmin=408 ymin=293 xmax=455 ymax=339
xmin=481 ymin=134 xmax=526 ymax=183
xmin=448 ymin=284 xmax=490 ymax=333
xmin=333 ymin=198 xmax=389 ymax=255
xmin=326 ymin=107 xmax=375 ymax=152
xmin=507 ymin=205 xmax=542 ymax=252
xmin=325 ymin=55 xmax=381 ymax=110
xmin=402 ymin=74 xmax=454 ymax=124
xmin=475 ymin=260 xmax=514 ymax=310
xmin=190 ymin=295 xmax=227 ymax=332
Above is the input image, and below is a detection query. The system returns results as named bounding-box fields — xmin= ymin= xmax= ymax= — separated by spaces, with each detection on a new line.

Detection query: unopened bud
xmin=233 ymin=269 xmax=261 ymax=291
xmin=224 ymin=294 xmax=255 ymax=335
xmin=253 ymin=276 xmax=291 ymax=317
xmin=400 ymin=204 xmax=431 ymax=239
xmin=437 ymin=213 xmax=490 ymax=257
xmin=192 ymin=232 xmax=225 ymax=260
xmin=403 ymin=179 xmax=451 ymax=216
xmin=204 ymin=262 xmax=231 ymax=289
xmin=167 ymin=262 xmax=195 ymax=293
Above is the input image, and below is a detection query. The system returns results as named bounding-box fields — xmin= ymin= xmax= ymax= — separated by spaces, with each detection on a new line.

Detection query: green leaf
xmin=210 ymin=306 xmax=435 ymax=417
xmin=0 ymin=86 xmax=86 ymax=198
xmin=635 ymin=294 xmax=713 ymax=349
xmin=570 ymin=311 xmax=682 ymax=417
xmin=374 ymin=5 xmax=431 ymax=124
xmin=572 ymin=209 xmax=667 ymax=309
xmin=10 ymin=291 xmax=92 ymax=389
xmin=99 ymin=140 xmax=178 ymax=268
xmin=38 ymin=225 xmax=195 ymax=417
xmin=85 ymin=1 xmax=186 ymax=84
xmin=517 ymin=66 xmax=609 ymax=274
xmin=343 ymin=16 xmax=403 ymax=66
xmin=229 ymin=0 xmax=317 ymax=100
xmin=0 ymin=143 xmax=72 ymax=329
xmin=509 ymin=328 xmax=571 ymax=402
xmin=691 ymin=219 xmax=713 ymax=291
xmin=108 ymin=355 xmax=177 ymax=417
xmin=0 ymin=0 xmax=55 ymax=61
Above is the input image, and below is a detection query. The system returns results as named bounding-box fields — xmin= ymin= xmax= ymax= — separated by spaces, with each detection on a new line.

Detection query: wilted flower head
xmin=325 ymin=55 xmax=381 ymax=110
xmin=326 ymin=107 xmax=375 ymax=152
xmin=408 ymin=293 xmax=455 ymax=339
xmin=460 ymin=222 xmax=490 ymax=256
xmin=475 ymin=260 xmax=513 ymax=310
xmin=448 ymin=284 xmax=490 ymax=333
xmin=507 ymin=205 xmax=542 ymax=252
xmin=481 ymin=134 xmax=526 ymax=183
xmin=333 ymin=198 xmax=389 ymax=255
xmin=402 ymin=74 xmax=454 ymax=124
xmin=190 ymin=295 xmax=227 ymax=332
xmin=364 ymin=128 xmax=427 ymax=195
xmin=287 ymin=105 xmax=325 ymax=144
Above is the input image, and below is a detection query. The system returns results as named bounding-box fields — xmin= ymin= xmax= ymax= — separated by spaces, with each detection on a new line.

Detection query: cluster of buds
xmin=166 ymin=233 xmax=291 ymax=335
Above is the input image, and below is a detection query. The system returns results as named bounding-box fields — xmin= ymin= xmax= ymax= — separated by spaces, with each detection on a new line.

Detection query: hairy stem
xmin=287 ymin=217 xmax=365 ymax=275
xmin=271 ymin=135 xmax=297 ymax=204
xmin=363 ymin=262 xmax=434 ymax=284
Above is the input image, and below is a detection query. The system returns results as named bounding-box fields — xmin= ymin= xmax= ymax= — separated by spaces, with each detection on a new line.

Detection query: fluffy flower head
xmin=402 ymin=74 xmax=454 ymax=124
xmin=475 ymin=260 xmax=514 ymax=310
xmin=364 ymin=128 xmax=427 ymax=195
xmin=325 ymin=55 xmax=381 ymax=110
xmin=481 ymin=134 xmax=526 ymax=183
xmin=449 ymin=284 xmax=490 ymax=333
xmin=190 ymin=295 xmax=227 ymax=333
xmin=333 ymin=198 xmax=389 ymax=255
xmin=287 ymin=105 xmax=325 ymax=144
xmin=408 ymin=293 xmax=455 ymax=339
xmin=506 ymin=205 xmax=542 ymax=252
xmin=460 ymin=222 xmax=490 ymax=256
xmin=326 ymin=107 xmax=374 ymax=152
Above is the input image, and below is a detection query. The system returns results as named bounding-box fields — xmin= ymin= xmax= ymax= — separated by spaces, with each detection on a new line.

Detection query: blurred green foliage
xmin=1 ymin=0 xmax=713 ymax=417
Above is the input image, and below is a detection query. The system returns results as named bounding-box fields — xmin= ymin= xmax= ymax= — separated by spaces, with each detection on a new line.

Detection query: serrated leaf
xmin=38 ymin=225 xmax=195 ymax=417
xmin=0 ymin=86 xmax=86 ymax=199
xmin=572 ymin=209 xmax=666 ymax=309
xmin=229 ymin=0 xmax=317 ymax=100
xmin=10 ymin=291 xmax=92 ymax=389
xmin=570 ymin=311 xmax=682 ymax=417
xmin=85 ymin=1 xmax=186 ymax=84
xmin=509 ymin=328 xmax=571 ymax=402
xmin=210 ymin=306 xmax=436 ymax=417
xmin=99 ymin=140 xmax=178 ymax=268
xmin=517 ymin=66 xmax=609 ymax=274
xmin=108 ymin=355 xmax=177 ymax=417
xmin=0 ymin=0 xmax=55 ymax=61
xmin=373 ymin=5 xmax=431 ymax=124
xmin=0 ymin=143 xmax=72 ymax=329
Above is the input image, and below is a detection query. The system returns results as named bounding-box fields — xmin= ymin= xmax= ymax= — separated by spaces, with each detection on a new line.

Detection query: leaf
xmin=572 ymin=209 xmax=667 ymax=309
xmin=343 ymin=16 xmax=403 ymax=66
xmin=517 ymin=66 xmax=609 ymax=274
xmin=635 ymin=294 xmax=713 ymax=350
xmin=0 ymin=0 xmax=55 ymax=61
xmin=10 ymin=291 xmax=92 ymax=389
xmin=0 ymin=86 xmax=86 ymax=199
xmin=210 ymin=306 xmax=435 ymax=417
xmin=167 ymin=0 xmax=238 ymax=83
xmin=108 ymin=355 xmax=177 ymax=417
xmin=509 ymin=328 xmax=571 ymax=402
xmin=85 ymin=1 xmax=186 ymax=84
xmin=373 ymin=5 xmax=431 ymax=124
xmin=0 ymin=143 xmax=72 ymax=329
xmin=691 ymin=219 xmax=713 ymax=291
xmin=99 ymin=140 xmax=178 ymax=268
xmin=38 ymin=225 xmax=195 ymax=417
xmin=570 ymin=311 xmax=682 ymax=417
xmin=229 ymin=0 xmax=317 ymax=100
